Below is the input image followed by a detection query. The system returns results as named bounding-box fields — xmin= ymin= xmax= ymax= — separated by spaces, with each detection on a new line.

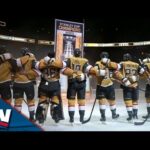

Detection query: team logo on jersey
xmin=0 ymin=109 xmax=12 ymax=128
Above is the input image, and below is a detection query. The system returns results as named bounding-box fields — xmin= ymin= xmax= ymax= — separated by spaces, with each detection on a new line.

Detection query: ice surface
xmin=19 ymin=89 xmax=150 ymax=131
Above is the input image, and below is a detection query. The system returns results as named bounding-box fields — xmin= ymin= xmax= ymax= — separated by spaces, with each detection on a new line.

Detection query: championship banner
xmin=54 ymin=19 xmax=85 ymax=92
xmin=54 ymin=19 xmax=84 ymax=60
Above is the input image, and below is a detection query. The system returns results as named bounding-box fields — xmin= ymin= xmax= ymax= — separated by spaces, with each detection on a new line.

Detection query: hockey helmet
xmin=48 ymin=51 xmax=55 ymax=58
xmin=74 ymin=48 xmax=81 ymax=57
xmin=143 ymin=53 xmax=150 ymax=64
xmin=21 ymin=47 xmax=31 ymax=56
xmin=123 ymin=53 xmax=132 ymax=61
xmin=100 ymin=51 xmax=109 ymax=59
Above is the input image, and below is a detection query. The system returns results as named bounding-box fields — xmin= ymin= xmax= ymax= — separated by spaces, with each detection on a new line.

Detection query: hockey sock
xmin=79 ymin=110 xmax=85 ymax=123
xmin=69 ymin=111 xmax=75 ymax=123
xmin=100 ymin=109 xmax=106 ymax=121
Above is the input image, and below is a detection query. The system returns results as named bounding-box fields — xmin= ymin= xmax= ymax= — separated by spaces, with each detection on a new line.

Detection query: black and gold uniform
xmin=139 ymin=56 xmax=150 ymax=118
xmin=119 ymin=53 xmax=141 ymax=121
xmin=35 ymin=51 xmax=74 ymax=124
xmin=13 ymin=48 xmax=40 ymax=121
xmin=94 ymin=51 xmax=123 ymax=122
xmin=0 ymin=46 xmax=13 ymax=104
xmin=65 ymin=49 xmax=97 ymax=123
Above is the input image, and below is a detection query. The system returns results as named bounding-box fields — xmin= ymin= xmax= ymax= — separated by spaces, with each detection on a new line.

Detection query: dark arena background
xmin=1 ymin=17 xmax=150 ymax=63
xmin=1 ymin=17 xmax=150 ymax=131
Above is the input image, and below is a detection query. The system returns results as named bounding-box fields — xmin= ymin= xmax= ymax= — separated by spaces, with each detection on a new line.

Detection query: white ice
xmin=20 ymin=89 xmax=150 ymax=131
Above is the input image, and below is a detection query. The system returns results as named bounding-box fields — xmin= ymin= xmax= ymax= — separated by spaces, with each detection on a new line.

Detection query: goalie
xmin=34 ymin=51 xmax=75 ymax=124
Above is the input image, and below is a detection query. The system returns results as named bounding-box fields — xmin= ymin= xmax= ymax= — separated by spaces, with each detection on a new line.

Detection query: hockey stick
xmin=23 ymin=99 xmax=28 ymax=105
xmin=82 ymin=97 xmax=97 ymax=124
xmin=134 ymin=115 xmax=149 ymax=125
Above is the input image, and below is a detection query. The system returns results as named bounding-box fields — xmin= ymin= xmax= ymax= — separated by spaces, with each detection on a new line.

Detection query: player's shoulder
xmin=39 ymin=58 xmax=45 ymax=63
xmin=130 ymin=61 xmax=139 ymax=66
xmin=3 ymin=60 xmax=11 ymax=66
xmin=68 ymin=56 xmax=74 ymax=60
xmin=81 ymin=57 xmax=88 ymax=62
xmin=95 ymin=61 xmax=100 ymax=65
xmin=71 ymin=56 xmax=87 ymax=62
xmin=29 ymin=55 xmax=36 ymax=61
xmin=119 ymin=61 xmax=125 ymax=64
xmin=41 ymin=58 xmax=44 ymax=61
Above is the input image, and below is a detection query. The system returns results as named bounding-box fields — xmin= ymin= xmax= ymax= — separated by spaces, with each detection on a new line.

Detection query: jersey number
xmin=47 ymin=68 xmax=56 ymax=78
xmin=72 ymin=64 xmax=81 ymax=71
xmin=125 ymin=69 xmax=137 ymax=75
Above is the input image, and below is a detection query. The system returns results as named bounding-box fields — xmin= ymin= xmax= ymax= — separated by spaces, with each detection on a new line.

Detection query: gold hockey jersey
xmin=14 ymin=55 xmax=40 ymax=83
xmin=119 ymin=61 xmax=139 ymax=86
xmin=0 ymin=61 xmax=12 ymax=83
xmin=94 ymin=60 xmax=121 ymax=87
xmin=66 ymin=56 xmax=90 ymax=78
xmin=141 ymin=62 xmax=150 ymax=80
xmin=37 ymin=58 xmax=74 ymax=82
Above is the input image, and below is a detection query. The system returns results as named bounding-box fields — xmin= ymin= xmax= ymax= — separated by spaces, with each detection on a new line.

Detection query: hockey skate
xmin=133 ymin=114 xmax=138 ymax=119
xmin=69 ymin=117 xmax=74 ymax=126
xmin=70 ymin=117 xmax=74 ymax=123
xmin=100 ymin=116 xmax=106 ymax=122
xmin=142 ymin=114 xmax=150 ymax=119
xmin=127 ymin=116 xmax=133 ymax=123
xmin=51 ymin=105 xmax=61 ymax=123
xmin=36 ymin=105 xmax=46 ymax=124
xmin=79 ymin=110 xmax=85 ymax=123
xmin=111 ymin=109 xmax=119 ymax=119
xmin=80 ymin=116 xmax=84 ymax=123
xmin=100 ymin=109 xmax=106 ymax=123
xmin=133 ymin=109 xmax=138 ymax=119
xmin=142 ymin=107 xmax=150 ymax=119
xmin=29 ymin=112 xmax=36 ymax=122
xmin=69 ymin=111 xmax=75 ymax=125
xmin=127 ymin=111 xmax=133 ymax=123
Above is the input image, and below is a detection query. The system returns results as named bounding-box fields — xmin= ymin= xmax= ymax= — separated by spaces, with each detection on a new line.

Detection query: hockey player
xmin=118 ymin=53 xmax=141 ymax=121
xmin=139 ymin=54 xmax=150 ymax=118
xmin=34 ymin=51 xmax=75 ymax=124
xmin=0 ymin=46 xmax=13 ymax=104
xmin=94 ymin=51 xmax=124 ymax=122
xmin=65 ymin=48 xmax=98 ymax=123
xmin=13 ymin=48 xmax=40 ymax=121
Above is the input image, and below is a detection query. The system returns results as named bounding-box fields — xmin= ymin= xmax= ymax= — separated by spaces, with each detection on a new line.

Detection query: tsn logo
xmin=0 ymin=109 xmax=12 ymax=128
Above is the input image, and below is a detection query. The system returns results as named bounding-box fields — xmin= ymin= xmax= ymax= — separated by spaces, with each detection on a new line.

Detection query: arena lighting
xmin=1 ymin=34 xmax=150 ymax=47
xmin=38 ymin=40 xmax=54 ymax=45
xmin=118 ymin=43 xmax=129 ymax=46
xmin=133 ymin=41 xmax=150 ymax=46
xmin=11 ymin=37 xmax=26 ymax=42
xmin=27 ymin=39 xmax=35 ymax=43
xmin=100 ymin=43 xmax=115 ymax=47
xmin=0 ymin=35 xmax=12 ymax=40
xmin=84 ymin=41 xmax=150 ymax=47
xmin=0 ymin=35 xmax=26 ymax=42
xmin=84 ymin=43 xmax=100 ymax=47
xmin=0 ymin=34 xmax=35 ymax=43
